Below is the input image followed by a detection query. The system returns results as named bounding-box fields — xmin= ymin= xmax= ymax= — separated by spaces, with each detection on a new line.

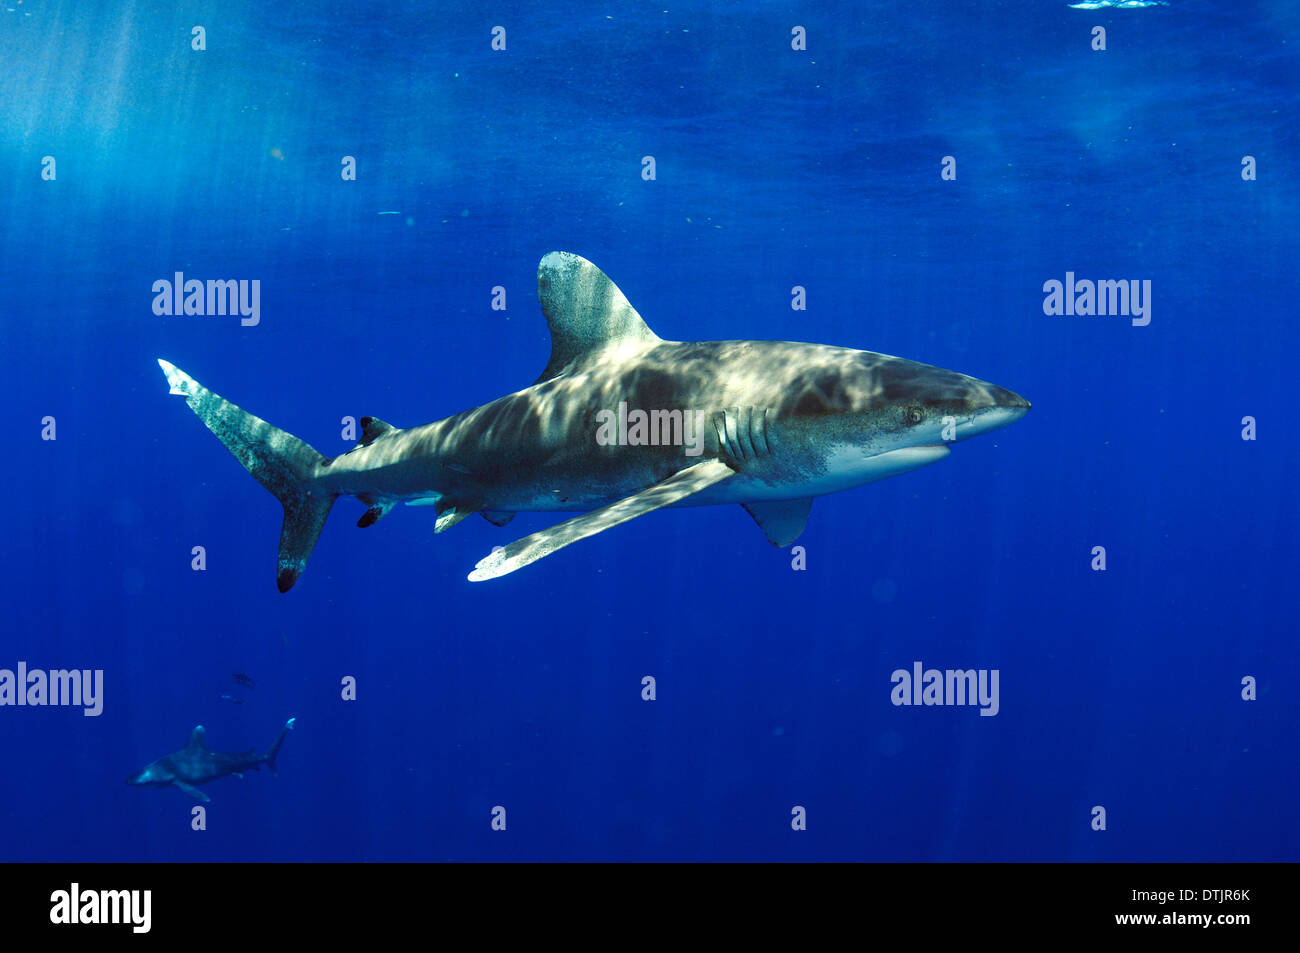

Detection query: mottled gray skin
xmin=159 ymin=252 xmax=1029 ymax=588
xmin=127 ymin=720 xmax=294 ymax=802
xmin=316 ymin=337 xmax=1029 ymax=514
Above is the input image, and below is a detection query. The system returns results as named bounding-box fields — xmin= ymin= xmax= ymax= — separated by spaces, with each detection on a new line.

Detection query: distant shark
xmin=158 ymin=252 xmax=1030 ymax=589
xmin=127 ymin=718 xmax=295 ymax=802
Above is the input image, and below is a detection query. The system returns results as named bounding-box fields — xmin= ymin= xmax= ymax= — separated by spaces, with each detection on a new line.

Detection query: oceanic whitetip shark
xmin=127 ymin=718 xmax=295 ymax=802
xmin=157 ymin=252 xmax=1030 ymax=590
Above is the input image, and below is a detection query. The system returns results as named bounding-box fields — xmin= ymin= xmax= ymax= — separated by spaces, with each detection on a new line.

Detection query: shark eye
xmin=905 ymin=407 xmax=925 ymax=426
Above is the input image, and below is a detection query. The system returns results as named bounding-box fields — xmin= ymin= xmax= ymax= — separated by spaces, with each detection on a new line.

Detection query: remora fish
xmin=127 ymin=718 xmax=295 ymax=802
xmin=157 ymin=252 xmax=1029 ymax=589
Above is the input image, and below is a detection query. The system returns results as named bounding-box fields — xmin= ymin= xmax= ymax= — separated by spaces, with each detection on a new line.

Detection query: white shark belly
xmin=682 ymin=443 xmax=952 ymax=506
xmin=495 ymin=443 xmax=952 ymax=511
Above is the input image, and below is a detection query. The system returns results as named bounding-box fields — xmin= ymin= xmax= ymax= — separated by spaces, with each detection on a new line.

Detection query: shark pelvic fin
xmin=435 ymin=500 xmax=474 ymax=533
xmin=534 ymin=252 xmax=662 ymax=383
xmin=742 ymin=499 xmax=814 ymax=546
xmin=480 ymin=510 xmax=516 ymax=527
xmin=469 ymin=459 xmax=735 ymax=581
xmin=174 ymin=780 xmax=210 ymax=802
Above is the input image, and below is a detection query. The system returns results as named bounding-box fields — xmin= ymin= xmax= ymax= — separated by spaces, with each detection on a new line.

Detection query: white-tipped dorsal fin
xmin=534 ymin=252 xmax=661 ymax=383
xmin=186 ymin=726 xmax=207 ymax=751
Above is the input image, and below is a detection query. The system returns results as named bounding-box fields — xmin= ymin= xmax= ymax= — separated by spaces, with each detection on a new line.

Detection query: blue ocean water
xmin=1 ymin=0 xmax=1296 ymax=862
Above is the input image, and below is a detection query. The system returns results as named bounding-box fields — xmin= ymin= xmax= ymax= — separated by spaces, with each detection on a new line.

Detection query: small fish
xmin=231 ymin=672 xmax=256 ymax=689
xmin=218 ymin=693 xmax=244 ymax=705
xmin=1068 ymin=0 xmax=1166 ymax=8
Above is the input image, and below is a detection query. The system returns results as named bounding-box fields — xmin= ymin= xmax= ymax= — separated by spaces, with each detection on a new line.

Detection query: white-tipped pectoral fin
xmin=157 ymin=358 xmax=197 ymax=397
xmin=174 ymin=781 xmax=210 ymax=802
xmin=469 ymin=459 xmax=735 ymax=581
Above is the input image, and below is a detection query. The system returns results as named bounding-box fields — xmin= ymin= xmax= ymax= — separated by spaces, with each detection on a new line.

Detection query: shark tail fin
xmin=157 ymin=360 xmax=337 ymax=592
xmin=264 ymin=717 xmax=296 ymax=777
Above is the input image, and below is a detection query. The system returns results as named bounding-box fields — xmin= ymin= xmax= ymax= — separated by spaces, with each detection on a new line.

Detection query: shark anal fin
xmin=469 ymin=459 xmax=735 ymax=581
xmin=742 ymin=498 xmax=813 ymax=546
xmin=357 ymin=501 xmax=393 ymax=528
xmin=357 ymin=417 xmax=397 ymax=447
xmin=174 ymin=781 xmax=210 ymax=802
xmin=480 ymin=510 xmax=515 ymax=527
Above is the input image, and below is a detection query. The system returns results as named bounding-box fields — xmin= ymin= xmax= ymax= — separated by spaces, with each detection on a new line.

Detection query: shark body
xmin=158 ymin=252 xmax=1030 ymax=589
xmin=127 ymin=718 xmax=295 ymax=802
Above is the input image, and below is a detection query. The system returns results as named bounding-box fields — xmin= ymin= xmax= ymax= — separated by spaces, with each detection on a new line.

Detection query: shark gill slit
xmin=713 ymin=407 xmax=770 ymax=463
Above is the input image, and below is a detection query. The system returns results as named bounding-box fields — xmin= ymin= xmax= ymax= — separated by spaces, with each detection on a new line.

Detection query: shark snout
xmin=127 ymin=765 xmax=164 ymax=786
xmin=958 ymin=383 xmax=1030 ymax=440
xmin=989 ymin=384 xmax=1031 ymax=412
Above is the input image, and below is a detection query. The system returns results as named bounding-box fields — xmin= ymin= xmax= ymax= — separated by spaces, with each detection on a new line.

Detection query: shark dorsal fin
xmin=186 ymin=725 xmax=207 ymax=751
xmin=534 ymin=252 xmax=661 ymax=383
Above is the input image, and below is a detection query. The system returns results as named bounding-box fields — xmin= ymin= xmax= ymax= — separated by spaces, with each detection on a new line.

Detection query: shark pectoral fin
xmin=175 ymin=781 xmax=210 ymax=802
xmin=480 ymin=510 xmax=516 ymax=527
xmin=469 ymin=459 xmax=735 ymax=581
xmin=742 ymin=498 xmax=813 ymax=546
